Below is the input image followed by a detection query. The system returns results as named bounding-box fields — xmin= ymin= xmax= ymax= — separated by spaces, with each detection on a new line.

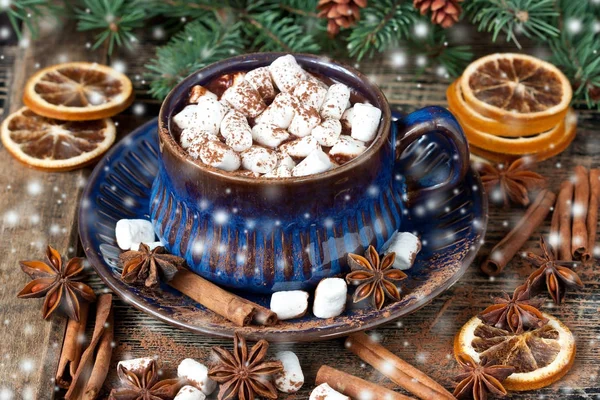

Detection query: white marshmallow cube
xmin=245 ymin=67 xmax=276 ymax=102
xmin=329 ymin=136 xmax=367 ymax=164
xmin=263 ymin=164 xmax=293 ymax=178
xmin=306 ymin=73 xmax=329 ymax=89
xmin=221 ymin=80 xmax=266 ymax=118
xmin=311 ymin=119 xmax=342 ymax=147
xmin=293 ymin=80 xmax=328 ymax=110
xmin=173 ymin=98 xmax=228 ymax=136
xmin=188 ymin=85 xmax=218 ymax=103
xmin=310 ymin=383 xmax=350 ymax=400
xmin=270 ymin=290 xmax=309 ymax=320
xmin=313 ymin=278 xmax=347 ymax=319
xmin=381 ymin=231 xmax=422 ymax=270
xmin=269 ymin=55 xmax=306 ymax=93
xmin=117 ymin=357 xmax=153 ymax=377
xmin=220 ymin=111 xmax=253 ymax=152
xmin=177 ymin=358 xmax=217 ymax=395
xmin=274 ymin=351 xmax=304 ymax=393
xmin=172 ymin=105 xmax=198 ymax=130
xmin=192 ymin=140 xmax=240 ymax=172
xmin=180 ymin=127 xmax=214 ymax=149
xmin=289 ymin=105 xmax=321 ymax=138
xmin=279 ymin=135 xmax=320 ymax=158
xmin=320 ymin=83 xmax=351 ymax=120
xmin=175 ymin=385 xmax=206 ymax=400
xmin=278 ymin=153 xmax=296 ymax=171
xmin=115 ymin=219 xmax=155 ymax=251
xmin=131 ymin=241 xmax=164 ymax=251
xmin=351 ymin=103 xmax=382 ymax=142
xmin=255 ymin=92 xmax=298 ymax=129
xmin=241 ymin=146 xmax=278 ymax=174
xmin=292 ymin=148 xmax=333 ymax=177
xmin=340 ymin=107 xmax=354 ymax=134
xmin=251 ymin=123 xmax=290 ymax=149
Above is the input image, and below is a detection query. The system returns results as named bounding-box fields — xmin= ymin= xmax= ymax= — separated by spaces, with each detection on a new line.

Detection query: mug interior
xmin=159 ymin=53 xmax=392 ymax=183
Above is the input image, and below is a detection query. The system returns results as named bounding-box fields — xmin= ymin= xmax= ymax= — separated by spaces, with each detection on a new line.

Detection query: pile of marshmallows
xmin=118 ymin=351 xmax=304 ymax=398
xmin=173 ymin=55 xmax=382 ymax=178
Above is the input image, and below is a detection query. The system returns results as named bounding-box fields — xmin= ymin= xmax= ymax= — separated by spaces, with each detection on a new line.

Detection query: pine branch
xmin=2 ymin=0 xmax=60 ymax=39
xmin=135 ymin=0 xmax=222 ymax=20
xmin=347 ymin=0 xmax=418 ymax=60
xmin=145 ymin=20 xmax=245 ymax=100
xmin=465 ymin=0 xmax=559 ymax=48
xmin=76 ymin=0 xmax=146 ymax=55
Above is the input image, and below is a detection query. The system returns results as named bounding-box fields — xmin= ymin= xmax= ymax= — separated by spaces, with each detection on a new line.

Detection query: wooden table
xmin=1 ymin=22 xmax=599 ymax=400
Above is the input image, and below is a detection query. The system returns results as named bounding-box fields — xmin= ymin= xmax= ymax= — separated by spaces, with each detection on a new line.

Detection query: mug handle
xmin=394 ymin=106 xmax=469 ymax=200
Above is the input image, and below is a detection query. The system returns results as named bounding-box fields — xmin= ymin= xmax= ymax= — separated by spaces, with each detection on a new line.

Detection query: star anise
xmin=478 ymin=283 xmax=548 ymax=334
xmin=477 ymin=157 xmax=547 ymax=208
xmin=119 ymin=244 xmax=186 ymax=288
xmin=345 ymin=245 xmax=407 ymax=310
xmin=208 ymin=332 xmax=283 ymax=400
xmin=453 ymin=353 xmax=514 ymax=400
xmin=17 ymin=245 xmax=96 ymax=321
xmin=522 ymin=236 xmax=584 ymax=304
xmin=110 ymin=359 xmax=183 ymax=399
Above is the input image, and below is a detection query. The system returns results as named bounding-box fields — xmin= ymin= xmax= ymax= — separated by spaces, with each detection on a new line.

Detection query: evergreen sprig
xmin=1 ymin=0 xmax=58 ymax=39
xmin=76 ymin=0 xmax=146 ymax=55
xmin=465 ymin=0 xmax=559 ymax=48
xmin=145 ymin=20 xmax=245 ymax=100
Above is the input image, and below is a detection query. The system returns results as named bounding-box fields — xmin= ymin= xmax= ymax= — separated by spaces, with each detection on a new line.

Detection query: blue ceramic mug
xmin=151 ymin=53 xmax=469 ymax=293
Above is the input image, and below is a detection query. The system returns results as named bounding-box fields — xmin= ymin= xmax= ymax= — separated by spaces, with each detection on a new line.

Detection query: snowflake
xmin=416 ymin=55 xmax=427 ymax=67
xmin=0 ymin=27 xmax=10 ymax=39
xmin=132 ymin=103 xmax=146 ymax=116
xmin=0 ymin=387 xmax=14 ymax=400
xmin=414 ymin=22 xmax=428 ymax=38
xmin=213 ymin=210 xmax=229 ymax=225
xmin=390 ymin=51 xmax=406 ymax=67
xmin=111 ymin=60 xmax=126 ymax=74
xmin=3 ymin=210 xmax=18 ymax=227
xmin=566 ymin=18 xmax=583 ymax=34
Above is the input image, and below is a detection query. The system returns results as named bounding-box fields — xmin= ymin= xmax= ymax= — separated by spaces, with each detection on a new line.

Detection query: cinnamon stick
xmin=66 ymin=294 xmax=113 ymax=400
xmin=169 ymin=270 xmax=278 ymax=327
xmin=572 ymin=166 xmax=590 ymax=259
xmin=583 ymin=169 xmax=600 ymax=263
xmin=56 ymin=301 xmax=90 ymax=389
xmin=345 ymin=332 xmax=454 ymax=400
xmin=556 ymin=180 xmax=574 ymax=261
xmin=316 ymin=365 xmax=416 ymax=400
xmin=481 ymin=189 xmax=556 ymax=276
xmin=83 ymin=312 xmax=114 ymax=400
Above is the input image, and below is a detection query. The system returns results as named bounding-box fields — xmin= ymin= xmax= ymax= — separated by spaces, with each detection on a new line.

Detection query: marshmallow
xmin=269 ymin=54 xmax=307 ymax=93
xmin=220 ymin=111 xmax=253 ymax=152
xmin=255 ymin=92 xmax=298 ymax=129
xmin=288 ymin=105 xmax=321 ymax=138
xmin=173 ymin=98 xmax=228 ymax=135
xmin=192 ymin=140 xmax=240 ymax=172
xmin=115 ymin=219 xmax=155 ymax=250
xmin=264 ymin=164 xmax=293 ymax=178
xmin=175 ymin=385 xmax=206 ymax=400
xmin=270 ymin=290 xmax=309 ymax=320
xmin=310 ymin=383 xmax=350 ymax=400
xmin=180 ymin=127 xmax=214 ymax=149
xmin=292 ymin=148 xmax=333 ymax=177
xmin=177 ymin=358 xmax=217 ymax=395
xmin=340 ymin=108 xmax=354 ymax=134
xmin=117 ymin=357 xmax=153 ymax=380
xmin=241 ymin=146 xmax=278 ymax=174
xmin=329 ymin=136 xmax=367 ymax=164
xmin=188 ymin=85 xmax=217 ymax=103
xmin=221 ymin=80 xmax=266 ymax=118
xmin=131 ymin=241 xmax=164 ymax=251
xmin=278 ymin=153 xmax=296 ymax=170
xmin=293 ymin=80 xmax=328 ymax=111
xmin=245 ymin=67 xmax=276 ymax=103
xmin=351 ymin=103 xmax=382 ymax=142
xmin=381 ymin=231 xmax=422 ymax=270
xmin=252 ymin=123 xmax=290 ymax=149
xmin=279 ymin=135 xmax=320 ymax=158
xmin=313 ymin=278 xmax=347 ymax=318
xmin=311 ymin=119 xmax=342 ymax=147
xmin=274 ymin=351 xmax=304 ymax=393
xmin=320 ymin=83 xmax=351 ymax=120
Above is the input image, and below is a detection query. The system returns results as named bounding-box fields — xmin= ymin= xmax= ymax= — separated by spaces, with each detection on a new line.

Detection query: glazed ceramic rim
xmin=80 ymin=117 xmax=490 ymax=342
xmin=158 ymin=52 xmax=392 ymax=185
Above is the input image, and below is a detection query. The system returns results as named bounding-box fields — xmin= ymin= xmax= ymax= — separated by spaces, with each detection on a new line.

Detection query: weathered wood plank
xmin=0 ymin=23 xmax=107 ymax=399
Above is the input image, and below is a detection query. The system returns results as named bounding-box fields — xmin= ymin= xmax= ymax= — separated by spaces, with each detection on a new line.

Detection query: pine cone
xmin=413 ymin=0 xmax=463 ymax=28
xmin=317 ymin=0 xmax=368 ymax=37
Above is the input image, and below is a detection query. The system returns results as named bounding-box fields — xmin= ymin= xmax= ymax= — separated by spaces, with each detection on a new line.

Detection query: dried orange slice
xmin=455 ymin=314 xmax=576 ymax=391
xmin=460 ymin=109 xmax=575 ymax=155
xmin=447 ymin=80 xmax=563 ymax=137
xmin=23 ymin=62 xmax=133 ymax=121
xmin=1 ymin=107 xmax=116 ymax=171
xmin=460 ymin=54 xmax=571 ymax=127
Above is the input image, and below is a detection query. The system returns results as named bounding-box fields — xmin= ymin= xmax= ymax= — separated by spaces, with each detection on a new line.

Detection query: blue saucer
xmin=79 ymin=114 xmax=488 ymax=342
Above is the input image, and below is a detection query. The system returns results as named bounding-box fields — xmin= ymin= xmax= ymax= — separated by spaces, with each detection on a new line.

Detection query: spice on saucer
xmin=119 ymin=243 xmax=186 ymax=288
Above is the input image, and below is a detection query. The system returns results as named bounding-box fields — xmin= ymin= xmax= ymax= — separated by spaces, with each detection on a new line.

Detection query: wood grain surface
xmin=0 ymin=22 xmax=599 ymax=400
